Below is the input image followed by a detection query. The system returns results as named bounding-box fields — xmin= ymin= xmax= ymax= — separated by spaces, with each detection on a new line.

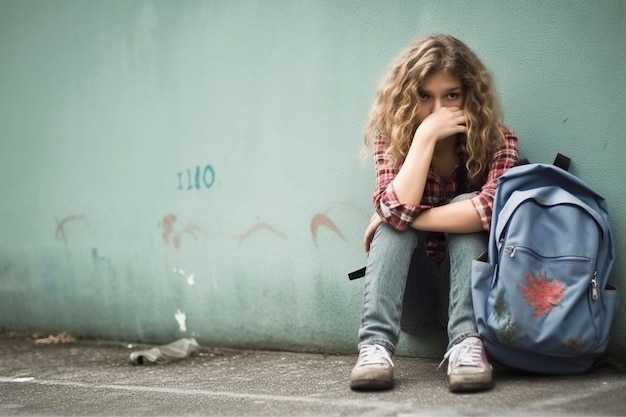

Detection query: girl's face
xmin=416 ymin=71 xmax=464 ymax=123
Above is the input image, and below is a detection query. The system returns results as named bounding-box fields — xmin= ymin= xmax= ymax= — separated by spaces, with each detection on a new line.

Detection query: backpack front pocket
xmin=487 ymin=245 xmax=598 ymax=355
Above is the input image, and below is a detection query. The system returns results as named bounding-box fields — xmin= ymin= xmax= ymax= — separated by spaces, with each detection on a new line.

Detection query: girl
xmin=351 ymin=34 xmax=519 ymax=392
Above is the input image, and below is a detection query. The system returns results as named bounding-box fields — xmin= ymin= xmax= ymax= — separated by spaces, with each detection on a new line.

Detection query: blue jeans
xmin=357 ymin=194 xmax=487 ymax=355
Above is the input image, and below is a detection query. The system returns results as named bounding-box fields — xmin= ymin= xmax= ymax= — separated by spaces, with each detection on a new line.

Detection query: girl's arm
xmin=410 ymin=199 xmax=482 ymax=233
xmin=411 ymin=127 xmax=519 ymax=234
xmin=392 ymin=107 xmax=467 ymax=206
xmin=363 ymin=199 xmax=481 ymax=251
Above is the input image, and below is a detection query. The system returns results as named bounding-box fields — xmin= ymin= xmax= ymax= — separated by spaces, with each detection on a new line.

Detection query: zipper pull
xmin=591 ymin=272 xmax=598 ymax=301
xmin=509 ymin=246 xmax=516 ymax=257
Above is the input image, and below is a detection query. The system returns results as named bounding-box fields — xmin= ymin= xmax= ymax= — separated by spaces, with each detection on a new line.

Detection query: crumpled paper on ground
xmin=129 ymin=337 xmax=200 ymax=365
xmin=35 ymin=331 xmax=75 ymax=344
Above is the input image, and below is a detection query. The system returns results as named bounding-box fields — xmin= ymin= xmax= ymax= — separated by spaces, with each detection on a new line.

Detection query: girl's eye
xmin=447 ymin=92 xmax=462 ymax=100
xmin=419 ymin=94 xmax=429 ymax=101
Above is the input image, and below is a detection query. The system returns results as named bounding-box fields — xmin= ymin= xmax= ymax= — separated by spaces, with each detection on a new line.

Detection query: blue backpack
xmin=471 ymin=156 xmax=618 ymax=374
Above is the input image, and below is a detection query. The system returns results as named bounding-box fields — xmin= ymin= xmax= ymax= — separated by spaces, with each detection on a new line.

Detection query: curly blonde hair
xmin=364 ymin=34 xmax=503 ymax=186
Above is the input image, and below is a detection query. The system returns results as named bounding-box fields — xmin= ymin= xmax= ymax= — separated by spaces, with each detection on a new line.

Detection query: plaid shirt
xmin=373 ymin=126 xmax=519 ymax=262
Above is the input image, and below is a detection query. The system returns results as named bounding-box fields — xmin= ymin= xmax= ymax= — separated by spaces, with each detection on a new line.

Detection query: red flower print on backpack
xmin=519 ymin=272 xmax=565 ymax=317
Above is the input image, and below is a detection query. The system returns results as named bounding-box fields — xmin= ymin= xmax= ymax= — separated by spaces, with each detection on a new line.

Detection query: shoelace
xmin=359 ymin=344 xmax=394 ymax=367
xmin=437 ymin=342 xmax=482 ymax=370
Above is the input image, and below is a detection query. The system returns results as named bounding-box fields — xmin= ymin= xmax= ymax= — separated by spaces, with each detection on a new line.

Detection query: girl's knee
xmin=447 ymin=231 xmax=488 ymax=262
xmin=370 ymin=223 xmax=422 ymax=257
xmin=374 ymin=223 xmax=420 ymax=245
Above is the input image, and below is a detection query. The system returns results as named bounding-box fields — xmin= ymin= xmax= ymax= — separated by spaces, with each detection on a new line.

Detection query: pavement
xmin=1 ymin=333 xmax=626 ymax=417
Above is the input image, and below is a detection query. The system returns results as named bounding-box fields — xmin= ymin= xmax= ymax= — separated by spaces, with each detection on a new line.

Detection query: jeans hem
xmin=358 ymin=339 xmax=395 ymax=356
xmin=447 ymin=332 xmax=481 ymax=351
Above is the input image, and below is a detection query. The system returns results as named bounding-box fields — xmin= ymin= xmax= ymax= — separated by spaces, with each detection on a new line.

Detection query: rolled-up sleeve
xmin=469 ymin=127 xmax=519 ymax=230
xmin=371 ymin=135 xmax=431 ymax=231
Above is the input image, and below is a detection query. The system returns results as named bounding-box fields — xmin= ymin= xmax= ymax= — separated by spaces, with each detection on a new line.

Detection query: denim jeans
xmin=357 ymin=194 xmax=487 ymax=355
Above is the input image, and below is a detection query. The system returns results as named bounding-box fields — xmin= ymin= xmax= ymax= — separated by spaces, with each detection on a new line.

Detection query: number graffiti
xmin=177 ymin=165 xmax=215 ymax=190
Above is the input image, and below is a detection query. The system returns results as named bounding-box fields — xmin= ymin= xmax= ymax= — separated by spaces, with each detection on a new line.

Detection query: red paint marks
xmin=161 ymin=214 xmax=177 ymax=244
xmin=160 ymin=214 xmax=206 ymax=250
xmin=231 ymin=222 xmax=287 ymax=244
xmin=54 ymin=215 xmax=85 ymax=243
xmin=310 ymin=213 xmax=345 ymax=245
xmin=309 ymin=202 xmax=369 ymax=246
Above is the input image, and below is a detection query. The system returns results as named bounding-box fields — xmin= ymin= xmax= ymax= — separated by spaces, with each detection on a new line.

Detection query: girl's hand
xmin=414 ymin=107 xmax=467 ymax=143
xmin=364 ymin=213 xmax=383 ymax=252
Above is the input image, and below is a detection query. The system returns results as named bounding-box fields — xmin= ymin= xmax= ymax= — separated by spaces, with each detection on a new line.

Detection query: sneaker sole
xmin=449 ymin=378 xmax=494 ymax=393
xmin=350 ymin=378 xmax=394 ymax=391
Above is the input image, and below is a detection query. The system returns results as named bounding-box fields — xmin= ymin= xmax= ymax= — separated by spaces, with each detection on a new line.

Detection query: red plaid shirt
xmin=373 ymin=126 xmax=519 ymax=262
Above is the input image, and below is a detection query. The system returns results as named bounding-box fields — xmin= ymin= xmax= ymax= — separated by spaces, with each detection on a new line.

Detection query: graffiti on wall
xmin=310 ymin=202 xmax=369 ymax=246
xmin=231 ymin=222 xmax=287 ymax=244
xmin=177 ymin=165 xmax=215 ymax=190
xmin=160 ymin=214 xmax=207 ymax=250
xmin=54 ymin=215 xmax=86 ymax=244
xmin=310 ymin=213 xmax=345 ymax=245
xmin=159 ymin=203 xmax=367 ymax=248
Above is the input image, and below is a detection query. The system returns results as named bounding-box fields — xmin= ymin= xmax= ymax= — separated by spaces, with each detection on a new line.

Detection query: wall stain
xmin=175 ymin=309 xmax=187 ymax=332
xmin=54 ymin=215 xmax=86 ymax=243
xmin=91 ymin=248 xmax=116 ymax=280
xmin=231 ymin=222 xmax=287 ymax=244
xmin=310 ymin=202 xmax=369 ymax=246
xmin=310 ymin=213 xmax=345 ymax=246
xmin=172 ymin=267 xmax=195 ymax=285
xmin=160 ymin=214 xmax=206 ymax=250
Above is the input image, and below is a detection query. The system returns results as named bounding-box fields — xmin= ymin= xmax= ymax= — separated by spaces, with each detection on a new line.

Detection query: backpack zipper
xmin=504 ymin=245 xmax=591 ymax=263
xmin=591 ymin=271 xmax=598 ymax=301
xmin=505 ymin=245 xmax=600 ymax=302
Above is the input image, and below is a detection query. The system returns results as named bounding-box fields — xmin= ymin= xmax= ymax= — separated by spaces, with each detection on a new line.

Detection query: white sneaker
xmin=350 ymin=344 xmax=394 ymax=390
xmin=439 ymin=337 xmax=493 ymax=392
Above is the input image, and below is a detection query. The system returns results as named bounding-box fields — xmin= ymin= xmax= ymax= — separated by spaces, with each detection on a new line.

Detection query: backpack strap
xmin=348 ymin=266 xmax=366 ymax=280
xmin=515 ymin=157 xmax=530 ymax=166
xmin=553 ymin=153 xmax=571 ymax=171
xmin=515 ymin=153 xmax=570 ymax=172
xmin=457 ymin=159 xmax=483 ymax=193
xmin=457 ymin=160 xmax=469 ymax=194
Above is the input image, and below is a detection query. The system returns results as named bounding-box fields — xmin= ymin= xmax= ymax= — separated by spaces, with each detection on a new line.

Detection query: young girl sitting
xmin=351 ymin=34 xmax=519 ymax=393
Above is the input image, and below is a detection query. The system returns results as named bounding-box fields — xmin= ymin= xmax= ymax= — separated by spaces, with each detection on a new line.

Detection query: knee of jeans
xmin=447 ymin=231 xmax=487 ymax=257
xmin=373 ymin=222 xmax=421 ymax=247
xmin=369 ymin=224 xmax=421 ymax=261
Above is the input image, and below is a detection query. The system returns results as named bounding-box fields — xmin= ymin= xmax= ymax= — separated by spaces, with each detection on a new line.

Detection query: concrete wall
xmin=0 ymin=0 xmax=624 ymax=359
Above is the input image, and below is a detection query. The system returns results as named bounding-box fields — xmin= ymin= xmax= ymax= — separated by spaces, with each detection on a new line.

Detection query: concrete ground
xmin=1 ymin=333 xmax=625 ymax=416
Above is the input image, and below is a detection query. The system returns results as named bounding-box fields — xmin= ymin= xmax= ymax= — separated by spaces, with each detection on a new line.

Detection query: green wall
xmin=1 ymin=0 xmax=624 ymax=359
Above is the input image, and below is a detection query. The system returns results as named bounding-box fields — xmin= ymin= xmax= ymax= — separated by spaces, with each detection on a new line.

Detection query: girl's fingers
xmin=364 ymin=215 xmax=383 ymax=252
